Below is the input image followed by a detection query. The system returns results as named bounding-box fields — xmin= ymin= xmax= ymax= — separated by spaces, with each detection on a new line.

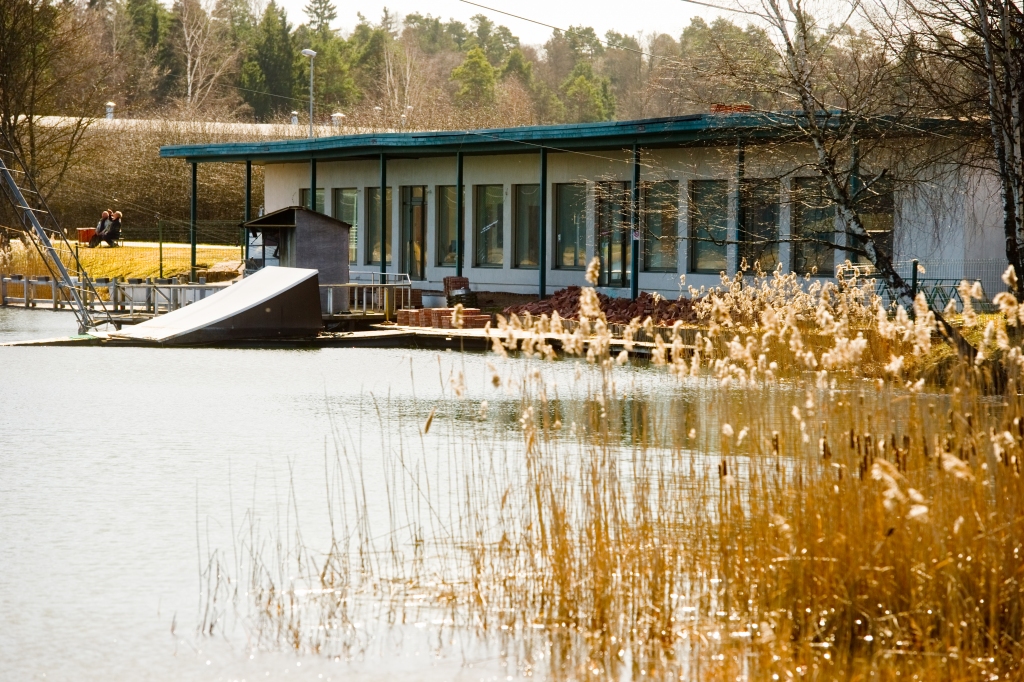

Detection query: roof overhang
xmin=160 ymin=112 xmax=971 ymax=165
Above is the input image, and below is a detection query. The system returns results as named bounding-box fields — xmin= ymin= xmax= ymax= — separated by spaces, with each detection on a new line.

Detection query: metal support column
xmin=539 ymin=148 xmax=548 ymax=299
xmin=630 ymin=144 xmax=640 ymax=300
xmin=243 ymin=160 xmax=252 ymax=263
xmin=244 ymin=160 xmax=252 ymax=221
xmin=379 ymin=153 xmax=387 ymax=279
xmin=190 ymin=162 xmax=197 ymax=282
xmin=309 ymin=158 xmax=317 ymax=211
xmin=456 ymin=151 xmax=464 ymax=278
xmin=731 ymin=140 xmax=745 ymax=276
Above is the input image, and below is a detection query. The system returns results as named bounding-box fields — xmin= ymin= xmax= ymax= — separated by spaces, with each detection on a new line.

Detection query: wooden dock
xmin=3 ymin=324 xmax=690 ymax=357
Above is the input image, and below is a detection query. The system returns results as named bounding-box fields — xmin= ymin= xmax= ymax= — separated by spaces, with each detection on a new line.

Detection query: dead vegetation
xmin=196 ymin=260 xmax=1024 ymax=679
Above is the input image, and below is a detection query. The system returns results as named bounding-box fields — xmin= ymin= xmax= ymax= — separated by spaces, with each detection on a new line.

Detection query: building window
xmin=555 ymin=183 xmax=586 ymax=270
xmin=689 ymin=180 xmax=728 ymax=273
xmin=852 ymin=178 xmax=895 ymax=265
xmin=791 ymin=178 xmax=835 ymax=276
xmin=596 ymin=181 xmax=631 ymax=288
xmin=643 ymin=180 xmax=678 ymax=272
xmin=514 ymin=184 xmax=541 ymax=269
xmin=366 ymin=186 xmax=392 ymax=266
xmin=474 ymin=185 xmax=504 ymax=267
xmin=299 ymin=188 xmax=324 ymax=213
xmin=738 ymin=179 xmax=780 ymax=273
xmin=436 ymin=186 xmax=459 ymax=267
xmin=400 ymin=186 xmax=426 ymax=281
xmin=332 ymin=188 xmax=358 ymax=264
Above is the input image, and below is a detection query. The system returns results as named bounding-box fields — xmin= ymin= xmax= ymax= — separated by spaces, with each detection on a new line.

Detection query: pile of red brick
xmin=503 ymin=286 xmax=698 ymax=325
xmin=396 ymin=307 xmax=492 ymax=329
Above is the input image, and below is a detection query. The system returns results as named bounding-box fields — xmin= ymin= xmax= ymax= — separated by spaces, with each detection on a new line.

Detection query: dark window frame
xmin=554 ymin=183 xmax=587 ymax=271
xmin=513 ymin=184 xmax=541 ymax=269
xmin=365 ymin=186 xmax=392 ymax=266
xmin=689 ymin=179 xmax=729 ymax=274
xmin=642 ymin=180 xmax=679 ymax=273
xmin=473 ymin=184 xmax=505 ymax=268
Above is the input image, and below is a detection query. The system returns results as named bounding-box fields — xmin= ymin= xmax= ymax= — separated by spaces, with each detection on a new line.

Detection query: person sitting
xmin=89 ymin=211 xmax=110 ymax=247
xmin=103 ymin=211 xmax=122 ymax=246
xmin=89 ymin=210 xmax=122 ymax=247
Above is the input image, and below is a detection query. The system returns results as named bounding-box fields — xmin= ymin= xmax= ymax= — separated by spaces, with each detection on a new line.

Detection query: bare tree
xmin=711 ymin=0 xmax=979 ymax=353
xmin=884 ymin=0 xmax=1024 ymax=299
xmin=0 ymin=0 xmax=109 ymax=200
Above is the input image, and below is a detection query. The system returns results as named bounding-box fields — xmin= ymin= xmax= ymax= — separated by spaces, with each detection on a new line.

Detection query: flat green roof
xmin=159 ymin=112 xmax=965 ymax=164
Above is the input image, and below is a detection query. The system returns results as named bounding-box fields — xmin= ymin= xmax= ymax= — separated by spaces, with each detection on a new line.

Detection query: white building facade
xmin=164 ymin=114 xmax=1007 ymax=299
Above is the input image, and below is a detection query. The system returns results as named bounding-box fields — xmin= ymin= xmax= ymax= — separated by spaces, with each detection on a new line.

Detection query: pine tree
xmin=239 ymin=0 xmax=295 ymax=120
xmin=452 ymin=47 xmax=496 ymax=106
xmin=303 ymin=0 xmax=336 ymax=35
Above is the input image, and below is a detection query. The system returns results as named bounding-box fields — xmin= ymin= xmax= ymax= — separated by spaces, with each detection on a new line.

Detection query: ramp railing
xmin=0 ymin=276 xmax=230 ymax=316
xmin=321 ymin=282 xmax=412 ymax=317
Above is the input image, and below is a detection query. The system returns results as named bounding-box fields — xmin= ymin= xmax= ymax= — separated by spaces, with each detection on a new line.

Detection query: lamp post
xmin=301 ymin=49 xmax=317 ymax=138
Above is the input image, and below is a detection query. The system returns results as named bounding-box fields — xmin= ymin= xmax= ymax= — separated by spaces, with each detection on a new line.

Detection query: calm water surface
xmin=0 ymin=307 xmax=688 ymax=682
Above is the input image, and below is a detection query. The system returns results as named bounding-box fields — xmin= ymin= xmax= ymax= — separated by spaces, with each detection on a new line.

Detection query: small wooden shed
xmin=243 ymin=206 xmax=350 ymax=285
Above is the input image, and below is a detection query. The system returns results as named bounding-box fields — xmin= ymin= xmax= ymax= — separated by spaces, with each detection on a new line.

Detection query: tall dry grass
xmin=204 ymin=263 xmax=1024 ymax=680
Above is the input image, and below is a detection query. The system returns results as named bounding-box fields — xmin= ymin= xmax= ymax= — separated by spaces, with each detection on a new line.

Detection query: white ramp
xmin=111 ymin=267 xmax=323 ymax=344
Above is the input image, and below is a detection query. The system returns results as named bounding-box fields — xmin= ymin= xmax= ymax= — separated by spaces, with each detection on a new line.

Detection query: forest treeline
xmin=80 ymin=0 xmax=778 ymax=125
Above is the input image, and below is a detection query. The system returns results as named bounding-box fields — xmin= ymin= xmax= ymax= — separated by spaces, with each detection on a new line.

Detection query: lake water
xmin=0 ymin=307 xmax=688 ymax=681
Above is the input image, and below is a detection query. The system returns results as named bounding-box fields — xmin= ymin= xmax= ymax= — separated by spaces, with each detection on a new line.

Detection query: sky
xmin=274 ymin=0 xmax=736 ymax=46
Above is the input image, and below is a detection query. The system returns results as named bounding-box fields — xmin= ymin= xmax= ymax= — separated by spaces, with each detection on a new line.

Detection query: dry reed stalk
xmin=200 ymin=262 xmax=1024 ymax=680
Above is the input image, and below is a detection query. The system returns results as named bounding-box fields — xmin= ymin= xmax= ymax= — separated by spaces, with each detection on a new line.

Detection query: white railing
xmin=320 ymin=281 xmax=412 ymax=317
xmin=0 ymin=275 xmax=230 ymax=315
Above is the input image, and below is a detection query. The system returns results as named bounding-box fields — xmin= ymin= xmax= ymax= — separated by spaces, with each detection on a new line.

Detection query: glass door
xmin=401 ymin=186 xmax=426 ymax=280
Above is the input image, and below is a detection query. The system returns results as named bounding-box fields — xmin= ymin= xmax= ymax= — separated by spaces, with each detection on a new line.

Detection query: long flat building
xmin=161 ymin=112 xmax=1005 ymax=299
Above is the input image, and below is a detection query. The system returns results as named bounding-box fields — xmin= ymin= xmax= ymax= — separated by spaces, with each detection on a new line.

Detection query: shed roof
xmin=244 ymin=206 xmax=351 ymax=230
xmin=160 ymin=112 xmax=965 ymax=165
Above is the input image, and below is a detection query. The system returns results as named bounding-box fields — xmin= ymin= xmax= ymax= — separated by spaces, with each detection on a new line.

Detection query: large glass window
xmin=474 ymin=185 xmax=504 ymax=267
xmin=690 ymin=180 xmax=728 ymax=273
xmin=852 ymin=178 xmax=895 ymax=265
xmin=596 ymin=181 xmax=631 ymax=288
xmin=401 ymin=186 xmax=426 ymax=280
xmin=555 ymin=183 xmax=586 ymax=269
xmin=332 ymin=188 xmax=358 ymax=264
xmin=514 ymin=184 xmax=541 ymax=268
xmin=739 ymin=179 xmax=780 ymax=273
xmin=643 ymin=180 xmax=678 ymax=272
xmin=436 ymin=186 xmax=459 ymax=267
xmin=299 ymin=188 xmax=324 ymax=213
xmin=366 ymin=186 xmax=392 ymax=266
xmin=791 ymin=178 xmax=835 ymax=276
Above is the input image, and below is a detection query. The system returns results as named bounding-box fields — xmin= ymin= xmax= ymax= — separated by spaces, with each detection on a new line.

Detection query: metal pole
xmin=380 ymin=153 xmax=387 ymax=279
xmin=539 ymin=147 xmax=547 ymax=299
xmin=309 ymin=55 xmax=315 ymax=138
xmin=309 ymin=158 xmax=317 ymax=211
xmin=630 ymin=144 xmax=640 ymax=300
xmin=243 ymin=159 xmax=251 ymax=263
xmin=244 ymin=160 xmax=252 ymax=220
xmin=456 ymin=151 xmax=464 ymax=278
xmin=911 ymin=259 xmax=919 ymax=298
xmin=159 ymin=221 xmax=163 ymax=279
xmin=190 ymin=162 xmax=197 ymax=282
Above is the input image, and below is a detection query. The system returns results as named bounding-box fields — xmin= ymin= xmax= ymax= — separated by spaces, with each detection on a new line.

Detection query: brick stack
xmin=443 ymin=276 xmax=470 ymax=296
xmin=397 ymin=306 xmax=492 ymax=329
